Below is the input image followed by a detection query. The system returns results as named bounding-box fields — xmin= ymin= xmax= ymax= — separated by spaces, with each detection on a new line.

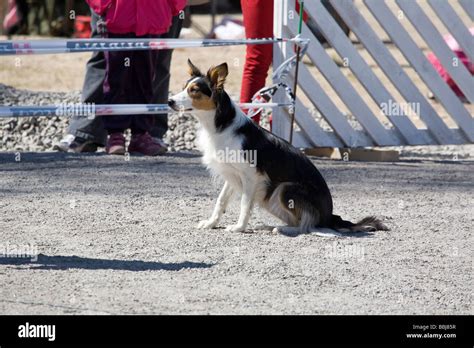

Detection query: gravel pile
xmin=0 ymin=83 xmax=200 ymax=152
xmin=164 ymin=112 xmax=198 ymax=152
xmin=0 ymin=84 xmax=81 ymax=152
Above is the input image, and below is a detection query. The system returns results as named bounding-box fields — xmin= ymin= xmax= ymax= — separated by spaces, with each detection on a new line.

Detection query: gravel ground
xmin=0 ymin=152 xmax=472 ymax=314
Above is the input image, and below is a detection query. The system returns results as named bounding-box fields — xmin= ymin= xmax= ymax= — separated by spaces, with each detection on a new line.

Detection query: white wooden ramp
xmin=273 ymin=0 xmax=473 ymax=147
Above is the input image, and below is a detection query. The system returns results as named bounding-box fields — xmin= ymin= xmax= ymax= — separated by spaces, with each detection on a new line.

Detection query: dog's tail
xmin=330 ymin=214 xmax=389 ymax=232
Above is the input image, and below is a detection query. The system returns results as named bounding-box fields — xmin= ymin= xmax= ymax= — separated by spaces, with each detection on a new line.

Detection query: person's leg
xmin=16 ymin=0 xmax=29 ymax=31
xmin=67 ymin=50 xmax=108 ymax=150
xmin=67 ymin=10 xmax=107 ymax=148
xmin=128 ymin=45 xmax=166 ymax=156
xmin=149 ymin=15 xmax=184 ymax=139
xmin=100 ymin=33 xmax=135 ymax=155
xmin=129 ymin=47 xmax=155 ymax=135
xmin=240 ymin=0 xmax=274 ymax=124
xmin=101 ymin=45 xmax=133 ymax=134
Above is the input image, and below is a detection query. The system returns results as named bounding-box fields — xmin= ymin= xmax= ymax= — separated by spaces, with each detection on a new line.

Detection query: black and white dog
xmin=169 ymin=60 xmax=388 ymax=235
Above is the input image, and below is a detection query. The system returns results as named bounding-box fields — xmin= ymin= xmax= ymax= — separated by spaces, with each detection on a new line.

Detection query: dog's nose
xmin=168 ymin=99 xmax=176 ymax=107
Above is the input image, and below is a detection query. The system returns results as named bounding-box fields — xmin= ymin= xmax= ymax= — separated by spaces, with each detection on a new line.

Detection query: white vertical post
xmin=272 ymin=0 xmax=290 ymax=139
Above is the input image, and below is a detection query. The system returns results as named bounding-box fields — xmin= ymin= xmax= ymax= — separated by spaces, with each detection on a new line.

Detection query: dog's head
xmin=168 ymin=59 xmax=228 ymax=113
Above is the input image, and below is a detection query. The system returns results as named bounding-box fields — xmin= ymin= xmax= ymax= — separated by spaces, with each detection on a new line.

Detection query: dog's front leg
xmin=197 ymin=181 xmax=233 ymax=229
xmin=225 ymin=178 xmax=256 ymax=232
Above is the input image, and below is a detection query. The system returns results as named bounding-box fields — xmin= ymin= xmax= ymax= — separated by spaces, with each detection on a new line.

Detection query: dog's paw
xmin=225 ymin=224 xmax=246 ymax=232
xmin=197 ymin=219 xmax=217 ymax=229
xmin=272 ymin=227 xmax=281 ymax=234
xmin=272 ymin=226 xmax=301 ymax=236
xmin=272 ymin=226 xmax=293 ymax=234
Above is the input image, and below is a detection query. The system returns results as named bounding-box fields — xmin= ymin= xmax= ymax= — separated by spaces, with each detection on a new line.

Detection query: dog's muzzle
xmin=168 ymin=99 xmax=192 ymax=112
xmin=168 ymin=99 xmax=179 ymax=111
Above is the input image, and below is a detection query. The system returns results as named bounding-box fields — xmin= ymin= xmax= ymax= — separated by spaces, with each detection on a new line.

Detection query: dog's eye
xmin=189 ymin=86 xmax=199 ymax=93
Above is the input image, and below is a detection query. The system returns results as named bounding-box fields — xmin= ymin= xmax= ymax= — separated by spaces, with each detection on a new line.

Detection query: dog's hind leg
xmin=197 ymin=181 xmax=233 ymax=229
xmin=265 ymin=183 xmax=299 ymax=227
xmin=266 ymin=182 xmax=333 ymax=235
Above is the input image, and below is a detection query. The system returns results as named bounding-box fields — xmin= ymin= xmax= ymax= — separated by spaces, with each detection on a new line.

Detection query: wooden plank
xmin=273 ymin=86 xmax=291 ymax=140
xmin=277 ymin=98 xmax=314 ymax=147
xmin=459 ymin=0 xmax=474 ymax=21
xmin=283 ymin=41 xmax=344 ymax=147
xmin=273 ymin=98 xmax=312 ymax=147
xmin=294 ymin=97 xmax=344 ymax=147
xmin=306 ymin=147 xmax=400 ymax=162
xmin=306 ymin=0 xmax=425 ymax=146
xmin=418 ymin=128 xmax=467 ymax=143
xmin=283 ymin=26 xmax=369 ymax=147
xmin=293 ymin=131 xmax=312 ymax=148
xmin=339 ymin=148 xmax=400 ymax=162
xmin=330 ymin=0 xmax=453 ymax=145
xmin=272 ymin=0 xmax=288 ymax=140
xmin=274 ymin=101 xmax=311 ymax=147
xmin=286 ymin=94 xmax=344 ymax=147
xmin=286 ymin=2 xmax=401 ymax=146
xmin=288 ymin=129 xmax=311 ymax=148
xmin=428 ymin=0 xmax=474 ymax=62
xmin=296 ymin=62 xmax=373 ymax=147
xmin=365 ymin=0 xmax=474 ymax=143
xmin=304 ymin=147 xmax=341 ymax=159
xmin=274 ymin=0 xmax=343 ymax=148
xmin=397 ymin=0 xmax=474 ymax=103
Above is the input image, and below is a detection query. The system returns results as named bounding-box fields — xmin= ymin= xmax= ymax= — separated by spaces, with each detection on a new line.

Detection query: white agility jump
xmin=0 ymin=37 xmax=307 ymax=55
xmin=0 ymin=35 xmax=308 ymax=125
xmin=0 ymin=102 xmax=294 ymax=118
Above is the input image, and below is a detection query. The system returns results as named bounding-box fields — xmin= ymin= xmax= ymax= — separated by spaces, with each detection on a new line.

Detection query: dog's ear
xmin=207 ymin=63 xmax=228 ymax=91
xmin=187 ymin=59 xmax=202 ymax=77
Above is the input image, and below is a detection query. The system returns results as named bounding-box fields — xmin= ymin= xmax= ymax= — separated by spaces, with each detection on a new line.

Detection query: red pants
xmin=240 ymin=0 xmax=274 ymax=124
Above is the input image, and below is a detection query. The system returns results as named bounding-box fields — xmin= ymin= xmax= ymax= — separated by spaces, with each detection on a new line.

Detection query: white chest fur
xmin=198 ymin=125 xmax=248 ymax=186
xmin=194 ymin=109 xmax=260 ymax=192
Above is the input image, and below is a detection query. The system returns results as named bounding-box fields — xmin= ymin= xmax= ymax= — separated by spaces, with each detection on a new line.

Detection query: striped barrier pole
xmin=0 ymin=37 xmax=309 ymax=55
xmin=0 ymin=102 xmax=294 ymax=118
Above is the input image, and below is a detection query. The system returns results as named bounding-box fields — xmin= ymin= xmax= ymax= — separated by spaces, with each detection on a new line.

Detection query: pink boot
xmin=128 ymin=132 xmax=167 ymax=156
xmin=106 ymin=133 xmax=126 ymax=155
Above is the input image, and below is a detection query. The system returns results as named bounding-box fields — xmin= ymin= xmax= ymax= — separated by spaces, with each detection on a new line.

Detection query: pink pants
xmin=240 ymin=0 xmax=274 ymax=124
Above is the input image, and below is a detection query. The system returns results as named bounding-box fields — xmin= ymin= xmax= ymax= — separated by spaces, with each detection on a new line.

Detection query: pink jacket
xmin=86 ymin=0 xmax=187 ymax=36
xmin=427 ymin=28 xmax=474 ymax=98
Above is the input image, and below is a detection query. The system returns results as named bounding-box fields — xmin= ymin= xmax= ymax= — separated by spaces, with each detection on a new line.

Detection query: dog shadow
xmin=251 ymin=225 xmax=375 ymax=238
xmin=0 ymin=254 xmax=214 ymax=272
xmin=278 ymin=229 xmax=375 ymax=238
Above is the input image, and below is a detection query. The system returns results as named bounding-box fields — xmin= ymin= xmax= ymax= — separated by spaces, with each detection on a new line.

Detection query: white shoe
xmin=53 ymin=134 xmax=75 ymax=152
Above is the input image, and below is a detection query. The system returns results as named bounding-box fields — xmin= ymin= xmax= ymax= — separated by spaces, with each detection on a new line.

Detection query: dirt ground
xmin=0 ymin=152 xmax=472 ymax=314
xmin=0 ymin=2 xmax=472 ymax=315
